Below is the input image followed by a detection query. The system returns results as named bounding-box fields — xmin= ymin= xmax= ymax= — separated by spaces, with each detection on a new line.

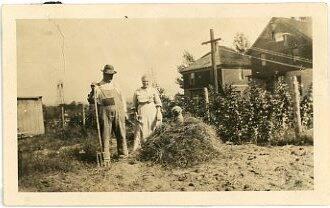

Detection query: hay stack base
xmin=139 ymin=117 xmax=222 ymax=168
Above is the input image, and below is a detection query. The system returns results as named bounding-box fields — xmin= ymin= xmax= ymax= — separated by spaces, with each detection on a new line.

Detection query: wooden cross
xmin=202 ymin=29 xmax=221 ymax=93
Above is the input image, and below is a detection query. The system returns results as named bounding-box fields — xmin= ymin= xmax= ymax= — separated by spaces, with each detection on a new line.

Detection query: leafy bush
xmin=157 ymin=87 xmax=175 ymax=120
xmin=172 ymin=78 xmax=313 ymax=146
xmin=173 ymin=92 xmax=207 ymax=118
xmin=209 ymin=85 xmax=246 ymax=143
xmin=300 ymin=84 xmax=313 ymax=129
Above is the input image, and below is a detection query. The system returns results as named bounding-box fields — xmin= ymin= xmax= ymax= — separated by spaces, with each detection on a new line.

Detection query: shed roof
xmin=180 ymin=46 xmax=251 ymax=73
xmin=17 ymin=96 xmax=43 ymax=100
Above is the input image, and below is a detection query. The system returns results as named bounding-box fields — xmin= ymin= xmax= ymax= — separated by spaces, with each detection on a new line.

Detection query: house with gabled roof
xmin=179 ymin=45 xmax=251 ymax=97
xmin=247 ymin=17 xmax=312 ymax=93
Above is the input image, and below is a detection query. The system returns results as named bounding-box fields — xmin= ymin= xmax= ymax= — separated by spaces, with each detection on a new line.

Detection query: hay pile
xmin=139 ymin=117 xmax=223 ymax=168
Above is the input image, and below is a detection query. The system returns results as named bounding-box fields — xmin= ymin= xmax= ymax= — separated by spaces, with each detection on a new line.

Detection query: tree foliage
xmin=233 ymin=33 xmax=250 ymax=53
xmin=300 ymin=84 xmax=313 ymax=129
xmin=176 ymin=51 xmax=195 ymax=89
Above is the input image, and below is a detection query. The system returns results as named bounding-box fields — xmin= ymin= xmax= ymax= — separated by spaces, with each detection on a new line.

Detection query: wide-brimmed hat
xmin=101 ymin=64 xmax=117 ymax=74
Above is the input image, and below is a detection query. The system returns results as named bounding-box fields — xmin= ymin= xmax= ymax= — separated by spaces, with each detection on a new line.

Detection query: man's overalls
xmin=94 ymin=81 xmax=128 ymax=162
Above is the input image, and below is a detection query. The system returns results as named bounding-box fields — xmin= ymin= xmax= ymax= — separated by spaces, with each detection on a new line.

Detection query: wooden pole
xmin=204 ymin=87 xmax=210 ymax=122
xmin=202 ymin=29 xmax=221 ymax=93
xmin=82 ymin=104 xmax=86 ymax=126
xmin=57 ymin=82 xmax=65 ymax=129
xmin=217 ymin=45 xmax=223 ymax=92
xmin=61 ymin=105 xmax=65 ymax=129
xmin=210 ymin=29 xmax=219 ymax=93
xmin=93 ymin=90 xmax=103 ymax=151
xmin=292 ymin=76 xmax=302 ymax=137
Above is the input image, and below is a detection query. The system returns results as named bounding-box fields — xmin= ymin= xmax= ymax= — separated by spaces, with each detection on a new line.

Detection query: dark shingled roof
xmin=277 ymin=17 xmax=312 ymax=40
xmin=180 ymin=46 xmax=251 ymax=73
xmin=248 ymin=17 xmax=312 ymax=52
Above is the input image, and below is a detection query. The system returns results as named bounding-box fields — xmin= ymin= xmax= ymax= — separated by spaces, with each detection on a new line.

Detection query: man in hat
xmin=87 ymin=64 xmax=129 ymax=162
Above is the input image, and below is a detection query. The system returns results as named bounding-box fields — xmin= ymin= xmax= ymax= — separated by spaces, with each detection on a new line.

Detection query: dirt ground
xmin=19 ymin=144 xmax=313 ymax=192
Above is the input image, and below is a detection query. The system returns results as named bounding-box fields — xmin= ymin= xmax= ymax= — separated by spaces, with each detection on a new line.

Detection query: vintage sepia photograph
xmin=2 ymin=3 xmax=329 ymax=206
xmin=16 ymin=16 xmax=314 ymax=192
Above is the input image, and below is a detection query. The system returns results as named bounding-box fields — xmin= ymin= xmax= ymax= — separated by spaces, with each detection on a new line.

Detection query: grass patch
xmin=18 ymin=151 xmax=81 ymax=177
xmin=270 ymin=128 xmax=313 ymax=146
xmin=18 ymin=127 xmax=100 ymax=178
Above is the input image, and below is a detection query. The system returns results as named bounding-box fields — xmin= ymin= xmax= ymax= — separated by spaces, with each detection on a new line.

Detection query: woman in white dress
xmin=132 ymin=75 xmax=162 ymax=151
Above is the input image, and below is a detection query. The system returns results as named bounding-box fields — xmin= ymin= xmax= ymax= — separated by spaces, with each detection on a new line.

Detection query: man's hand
xmin=90 ymin=82 xmax=97 ymax=88
xmin=87 ymin=91 xmax=94 ymax=104
xmin=125 ymin=114 xmax=134 ymax=126
xmin=132 ymin=112 xmax=137 ymax=120
xmin=88 ymin=82 xmax=98 ymax=104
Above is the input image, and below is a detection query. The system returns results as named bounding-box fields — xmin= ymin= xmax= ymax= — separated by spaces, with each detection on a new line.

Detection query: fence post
xmin=61 ymin=105 xmax=65 ymax=129
xmin=204 ymin=87 xmax=210 ymax=122
xmin=82 ymin=104 xmax=86 ymax=126
xmin=292 ymin=76 xmax=302 ymax=137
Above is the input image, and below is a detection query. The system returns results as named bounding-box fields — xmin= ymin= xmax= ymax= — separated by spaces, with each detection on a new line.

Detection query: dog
xmin=171 ymin=106 xmax=184 ymax=124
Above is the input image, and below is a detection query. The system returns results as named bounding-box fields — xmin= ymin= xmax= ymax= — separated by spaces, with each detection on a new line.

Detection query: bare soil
xmin=19 ymin=144 xmax=313 ymax=192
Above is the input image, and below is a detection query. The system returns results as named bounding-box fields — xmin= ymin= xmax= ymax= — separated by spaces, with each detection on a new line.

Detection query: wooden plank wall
xmin=17 ymin=99 xmax=45 ymax=135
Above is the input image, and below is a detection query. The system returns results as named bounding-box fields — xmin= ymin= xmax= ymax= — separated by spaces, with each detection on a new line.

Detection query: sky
xmin=17 ymin=18 xmax=269 ymax=105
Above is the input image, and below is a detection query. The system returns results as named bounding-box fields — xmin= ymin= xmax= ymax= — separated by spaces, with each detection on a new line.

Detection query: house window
xmin=190 ymin=72 xmax=195 ymax=86
xmin=239 ymin=68 xmax=244 ymax=80
xmin=283 ymin=34 xmax=289 ymax=47
xmin=270 ymin=21 xmax=276 ymax=41
xmin=274 ymin=32 xmax=284 ymax=42
xmin=271 ymin=31 xmax=275 ymax=41
xmin=260 ymin=53 xmax=266 ymax=66
xmin=292 ymin=48 xmax=299 ymax=62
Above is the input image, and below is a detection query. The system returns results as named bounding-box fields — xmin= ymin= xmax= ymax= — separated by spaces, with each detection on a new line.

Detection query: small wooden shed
xmin=17 ymin=96 xmax=45 ymax=136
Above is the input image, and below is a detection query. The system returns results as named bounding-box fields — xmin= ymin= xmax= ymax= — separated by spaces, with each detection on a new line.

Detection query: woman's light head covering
xmin=141 ymin=74 xmax=151 ymax=82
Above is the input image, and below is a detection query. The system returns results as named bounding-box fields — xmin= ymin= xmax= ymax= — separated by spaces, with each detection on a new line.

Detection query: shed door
xmin=17 ymin=100 xmax=45 ymax=135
